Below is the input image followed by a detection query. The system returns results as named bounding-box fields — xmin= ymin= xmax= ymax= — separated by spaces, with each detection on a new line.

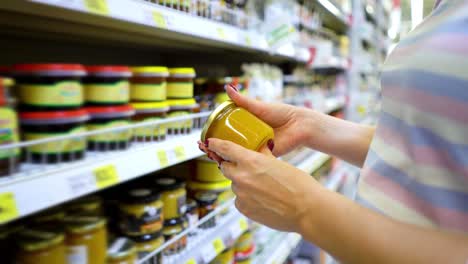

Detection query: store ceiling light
xmin=318 ymin=0 xmax=341 ymax=17
xmin=411 ymin=0 xmax=423 ymax=29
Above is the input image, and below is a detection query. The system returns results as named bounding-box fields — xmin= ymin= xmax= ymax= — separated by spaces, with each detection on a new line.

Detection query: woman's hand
xmin=224 ymin=85 xmax=312 ymax=156
xmin=203 ymin=137 xmax=321 ymax=232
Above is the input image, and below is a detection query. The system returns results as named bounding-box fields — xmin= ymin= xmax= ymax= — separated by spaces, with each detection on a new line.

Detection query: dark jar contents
xmin=118 ymin=188 xmax=164 ymax=236
xmin=19 ymin=109 xmax=89 ymax=163
xmin=167 ymin=99 xmax=198 ymax=135
xmin=0 ymin=102 xmax=20 ymax=176
xmin=158 ymin=0 xmax=191 ymax=12
xmin=15 ymin=229 xmax=67 ymax=264
xmin=130 ymin=231 xmax=164 ymax=264
xmin=195 ymin=192 xmax=217 ymax=229
xmin=85 ymin=105 xmax=134 ymax=151
xmin=130 ymin=66 xmax=169 ymax=102
xmin=131 ymin=102 xmax=169 ymax=142
xmin=83 ymin=65 xmax=132 ymax=105
xmin=12 ymin=64 xmax=86 ymax=111
xmin=162 ymin=217 xmax=186 ymax=256
xmin=167 ymin=68 xmax=196 ymax=99
xmin=107 ymin=237 xmax=138 ymax=264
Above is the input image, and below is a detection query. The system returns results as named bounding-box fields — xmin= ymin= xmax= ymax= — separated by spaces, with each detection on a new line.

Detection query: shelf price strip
xmin=84 ymin=0 xmax=109 ymax=15
xmin=152 ymin=11 xmax=167 ymax=29
xmin=201 ymin=237 xmax=225 ymax=263
xmin=93 ymin=164 xmax=119 ymax=189
xmin=230 ymin=218 xmax=248 ymax=239
xmin=0 ymin=192 xmax=19 ymax=223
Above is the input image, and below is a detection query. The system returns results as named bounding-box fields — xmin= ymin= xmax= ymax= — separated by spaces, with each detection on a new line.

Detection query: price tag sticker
xmin=212 ymin=238 xmax=225 ymax=254
xmin=185 ymin=259 xmax=197 ymax=264
xmin=245 ymin=36 xmax=252 ymax=46
xmin=67 ymin=173 xmax=95 ymax=196
xmin=230 ymin=218 xmax=248 ymax=239
xmin=174 ymin=146 xmax=186 ymax=161
xmin=217 ymin=28 xmax=226 ymax=40
xmin=84 ymin=0 xmax=109 ymax=15
xmin=0 ymin=192 xmax=19 ymax=223
xmin=157 ymin=150 xmax=169 ymax=167
xmin=152 ymin=11 xmax=167 ymax=28
xmin=239 ymin=218 xmax=248 ymax=231
xmin=93 ymin=165 xmax=119 ymax=189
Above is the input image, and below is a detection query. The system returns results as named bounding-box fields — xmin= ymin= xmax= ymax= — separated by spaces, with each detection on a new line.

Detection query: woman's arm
xmin=204 ymin=138 xmax=468 ymax=264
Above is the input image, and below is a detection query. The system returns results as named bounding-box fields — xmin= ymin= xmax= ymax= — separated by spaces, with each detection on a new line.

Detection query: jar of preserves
xmin=234 ymin=230 xmax=253 ymax=253
xmin=130 ymin=66 xmax=169 ymax=102
xmin=30 ymin=207 xmax=66 ymax=232
xmin=131 ymin=101 xmax=169 ymax=142
xmin=85 ymin=105 xmax=135 ymax=151
xmin=0 ymin=99 xmax=20 ymax=176
xmin=119 ymin=188 xmax=164 ymax=236
xmin=107 ymin=237 xmax=138 ymax=264
xmin=195 ymin=156 xmax=229 ymax=182
xmin=64 ymin=215 xmax=107 ymax=264
xmin=15 ymin=229 xmax=67 ymax=264
xmin=131 ymin=231 xmax=164 ymax=263
xmin=66 ymin=195 xmax=103 ymax=216
xmin=167 ymin=98 xmax=198 ymax=135
xmin=19 ymin=109 xmax=89 ymax=163
xmin=154 ymin=177 xmax=186 ymax=220
xmin=185 ymin=199 xmax=198 ymax=236
xmin=187 ymin=179 xmax=231 ymax=198
xmin=167 ymin=68 xmax=196 ymax=99
xmin=210 ymin=247 xmax=234 ymax=264
xmin=162 ymin=218 xmax=186 ymax=256
xmin=194 ymin=192 xmax=217 ymax=229
xmin=12 ymin=64 xmax=86 ymax=110
xmin=201 ymin=100 xmax=274 ymax=151
xmin=83 ymin=65 xmax=132 ymax=105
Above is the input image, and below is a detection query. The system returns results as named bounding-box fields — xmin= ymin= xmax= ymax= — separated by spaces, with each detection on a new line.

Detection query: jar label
xmin=87 ymin=120 xmax=132 ymax=142
xmin=159 ymin=0 xmax=190 ymax=7
xmin=178 ymin=195 xmax=186 ymax=215
xmin=67 ymin=245 xmax=88 ymax=264
xmin=24 ymin=126 xmax=86 ymax=154
xmin=84 ymin=81 xmax=129 ymax=103
xmin=133 ymin=118 xmax=166 ymax=137
xmin=119 ymin=205 xmax=163 ymax=236
xmin=0 ymin=108 xmax=20 ymax=159
xmin=167 ymin=111 xmax=193 ymax=129
xmin=19 ymin=81 xmax=83 ymax=107
xmin=130 ymin=83 xmax=166 ymax=101
xmin=167 ymin=82 xmax=193 ymax=98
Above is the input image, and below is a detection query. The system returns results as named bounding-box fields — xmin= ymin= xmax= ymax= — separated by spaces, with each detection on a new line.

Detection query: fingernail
xmin=207 ymin=154 xmax=214 ymax=160
xmin=204 ymin=139 xmax=209 ymax=147
xmin=267 ymin=139 xmax=275 ymax=152
xmin=198 ymin=145 xmax=204 ymax=152
xmin=227 ymin=84 xmax=238 ymax=92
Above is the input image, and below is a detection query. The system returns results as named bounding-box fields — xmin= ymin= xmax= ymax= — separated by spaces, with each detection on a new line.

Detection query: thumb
xmin=226 ymin=84 xmax=268 ymax=118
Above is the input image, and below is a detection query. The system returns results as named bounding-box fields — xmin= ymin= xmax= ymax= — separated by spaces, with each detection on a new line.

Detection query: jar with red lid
xmin=85 ymin=105 xmax=135 ymax=151
xmin=12 ymin=64 xmax=86 ymax=111
xmin=83 ymin=66 xmax=132 ymax=105
xmin=19 ymin=109 xmax=89 ymax=163
xmin=0 ymin=78 xmax=20 ymax=176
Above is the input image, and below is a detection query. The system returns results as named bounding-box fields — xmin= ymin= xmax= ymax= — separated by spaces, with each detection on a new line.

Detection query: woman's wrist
xmin=297 ymin=108 xmax=329 ymax=151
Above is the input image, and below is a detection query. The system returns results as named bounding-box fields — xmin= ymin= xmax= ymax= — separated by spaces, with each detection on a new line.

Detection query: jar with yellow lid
xmin=195 ymin=156 xmax=229 ymax=182
xmin=64 ymin=215 xmax=107 ymax=264
xmin=162 ymin=218 xmax=186 ymax=256
xmin=130 ymin=231 xmax=164 ymax=263
xmin=15 ymin=229 xmax=66 ymax=264
xmin=155 ymin=177 xmax=186 ymax=220
xmin=167 ymin=98 xmax=198 ymax=134
xmin=201 ymin=100 xmax=274 ymax=151
xmin=118 ymin=188 xmax=163 ymax=236
xmin=107 ymin=237 xmax=138 ymax=264
xmin=83 ymin=66 xmax=132 ymax=105
xmin=167 ymin=68 xmax=196 ymax=99
xmin=131 ymin=101 xmax=169 ymax=142
xmin=30 ymin=207 xmax=66 ymax=231
xmin=66 ymin=195 xmax=103 ymax=216
xmin=187 ymin=179 xmax=231 ymax=198
xmin=130 ymin=66 xmax=169 ymax=102
xmin=210 ymin=247 xmax=234 ymax=264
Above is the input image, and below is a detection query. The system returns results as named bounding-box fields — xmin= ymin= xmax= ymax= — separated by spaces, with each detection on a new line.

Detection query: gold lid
xmin=16 ymin=229 xmax=65 ymax=251
xmin=200 ymin=100 xmax=236 ymax=142
xmin=64 ymin=215 xmax=106 ymax=234
xmin=187 ymin=180 xmax=232 ymax=191
xmin=107 ymin=237 xmax=137 ymax=260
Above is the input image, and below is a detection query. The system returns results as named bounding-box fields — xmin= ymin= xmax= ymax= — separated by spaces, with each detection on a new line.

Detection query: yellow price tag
xmin=93 ymin=165 xmax=119 ymax=189
xmin=157 ymin=150 xmax=169 ymax=167
xmin=212 ymin=238 xmax=225 ymax=254
xmin=239 ymin=218 xmax=248 ymax=231
xmin=153 ymin=11 xmax=167 ymax=28
xmin=245 ymin=36 xmax=252 ymax=46
xmin=84 ymin=0 xmax=109 ymax=15
xmin=0 ymin=192 xmax=19 ymax=223
xmin=185 ymin=259 xmax=197 ymax=264
xmin=174 ymin=146 xmax=186 ymax=161
xmin=217 ymin=28 xmax=226 ymax=40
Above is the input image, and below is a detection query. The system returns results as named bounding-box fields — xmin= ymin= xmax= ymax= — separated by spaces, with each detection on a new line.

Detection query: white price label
xmin=201 ymin=243 xmax=217 ymax=263
xmin=67 ymin=173 xmax=95 ymax=196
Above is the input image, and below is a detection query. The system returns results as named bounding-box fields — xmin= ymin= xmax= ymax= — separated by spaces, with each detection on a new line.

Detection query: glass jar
xmin=201 ymin=100 xmax=274 ymax=151
xmin=187 ymin=179 xmax=231 ymax=198
xmin=131 ymin=231 xmax=164 ymax=263
xmin=130 ymin=66 xmax=169 ymax=102
xmin=167 ymin=99 xmax=198 ymax=135
xmin=194 ymin=192 xmax=217 ymax=229
xmin=167 ymin=68 xmax=196 ymax=99
xmin=85 ymin=105 xmax=135 ymax=151
xmin=185 ymin=199 xmax=198 ymax=236
xmin=12 ymin=64 xmax=86 ymax=110
xmin=162 ymin=218 xmax=186 ymax=256
xmin=211 ymin=247 xmax=234 ymax=264
xmin=0 ymin=102 xmax=20 ymax=176
xmin=19 ymin=109 xmax=89 ymax=163
xmin=195 ymin=156 xmax=229 ymax=182
xmin=30 ymin=207 xmax=66 ymax=232
xmin=15 ymin=229 xmax=67 ymax=264
xmin=118 ymin=188 xmax=164 ymax=236
xmin=64 ymin=215 xmax=107 ymax=264
xmin=83 ymin=65 xmax=132 ymax=105
xmin=155 ymin=177 xmax=186 ymax=220
xmin=66 ymin=195 xmax=103 ymax=216
xmin=234 ymin=230 xmax=253 ymax=253
xmin=158 ymin=0 xmax=191 ymax=12
xmin=131 ymin=101 xmax=169 ymax=142
xmin=107 ymin=237 xmax=138 ymax=264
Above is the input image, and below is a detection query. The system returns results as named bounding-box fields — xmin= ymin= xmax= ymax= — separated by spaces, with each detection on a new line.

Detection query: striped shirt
xmin=357 ymin=0 xmax=468 ymax=233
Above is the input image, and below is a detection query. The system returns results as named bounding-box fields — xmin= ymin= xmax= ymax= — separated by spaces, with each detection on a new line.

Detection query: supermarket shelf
xmin=311 ymin=56 xmax=349 ymax=71
xmin=253 ymin=231 xmax=302 ymax=264
xmin=296 ymin=152 xmax=331 ymax=175
xmin=314 ymin=0 xmax=349 ymax=34
xmin=0 ymin=0 xmax=308 ymax=63
xmin=324 ymin=163 xmax=347 ymax=191
xmin=0 ymin=130 xmax=205 ymax=224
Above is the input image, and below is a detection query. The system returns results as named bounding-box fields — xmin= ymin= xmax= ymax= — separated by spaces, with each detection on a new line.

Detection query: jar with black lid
xmin=195 ymin=192 xmax=217 ymax=229
xmin=162 ymin=217 xmax=186 ymax=256
xmin=83 ymin=66 xmax=132 ymax=105
xmin=130 ymin=231 xmax=164 ymax=263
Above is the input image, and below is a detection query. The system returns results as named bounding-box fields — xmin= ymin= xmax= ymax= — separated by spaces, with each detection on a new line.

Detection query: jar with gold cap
xmin=130 ymin=66 xmax=169 ymax=102
xmin=130 ymin=231 xmax=164 ymax=263
xmin=107 ymin=237 xmax=138 ymax=264
xmin=210 ymin=246 xmax=234 ymax=264
xmin=187 ymin=179 xmax=231 ymax=198
xmin=131 ymin=101 xmax=169 ymax=142
xmin=155 ymin=177 xmax=186 ymax=220
xmin=167 ymin=68 xmax=196 ymax=99
xmin=201 ymin=100 xmax=274 ymax=151
xmin=195 ymin=156 xmax=229 ymax=182
xmin=167 ymin=98 xmax=198 ymax=135
xmin=162 ymin=218 xmax=186 ymax=256
xmin=15 ymin=229 xmax=67 ymax=264
xmin=66 ymin=195 xmax=103 ymax=216
xmin=30 ymin=206 xmax=66 ymax=232
xmin=64 ymin=215 xmax=107 ymax=264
